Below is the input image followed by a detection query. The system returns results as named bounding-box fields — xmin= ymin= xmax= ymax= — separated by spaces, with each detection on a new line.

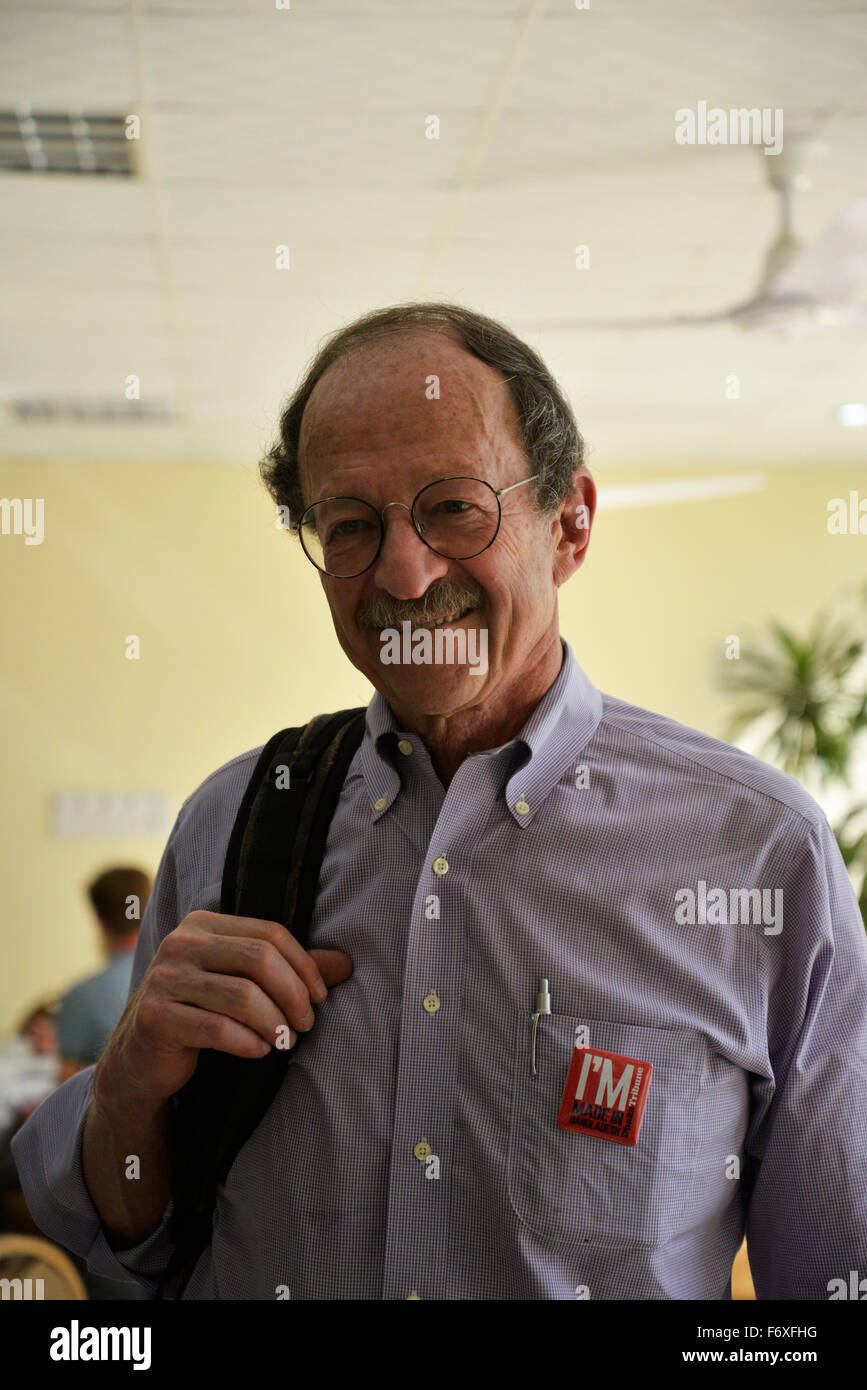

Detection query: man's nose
xmin=371 ymin=503 xmax=450 ymax=598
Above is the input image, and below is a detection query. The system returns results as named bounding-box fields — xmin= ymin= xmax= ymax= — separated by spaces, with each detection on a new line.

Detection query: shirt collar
xmin=360 ymin=638 xmax=602 ymax=825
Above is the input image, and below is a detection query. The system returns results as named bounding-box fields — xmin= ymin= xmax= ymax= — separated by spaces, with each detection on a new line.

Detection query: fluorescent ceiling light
xmin=598 ymin=474 xmax=767 ymax=512
xmin=836 ymin=403 xmax=867 ymax=428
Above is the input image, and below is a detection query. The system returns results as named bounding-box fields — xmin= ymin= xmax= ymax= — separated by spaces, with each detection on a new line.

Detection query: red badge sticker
xmin=557 ymin=1045 xmax=653 ymax=1147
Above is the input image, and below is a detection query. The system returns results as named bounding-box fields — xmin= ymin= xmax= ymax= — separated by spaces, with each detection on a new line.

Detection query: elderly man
xmin=12 ymin=303 xmax=867 ymax=1300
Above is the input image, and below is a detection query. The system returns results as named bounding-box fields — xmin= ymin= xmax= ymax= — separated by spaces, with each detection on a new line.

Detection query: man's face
xmin=24 ymin=1016 xmax=56 ymax=1056
xmin=297 ymin=330 xmax=593 ymax=721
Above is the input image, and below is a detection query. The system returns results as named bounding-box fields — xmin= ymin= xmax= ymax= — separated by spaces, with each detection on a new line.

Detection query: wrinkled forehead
xmin=298 ymin=331 xmax=525 ymax=498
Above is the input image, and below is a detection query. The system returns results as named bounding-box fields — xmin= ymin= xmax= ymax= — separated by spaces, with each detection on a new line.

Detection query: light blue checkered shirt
xmin=12 ymin=640 xmax=867 ymax=1298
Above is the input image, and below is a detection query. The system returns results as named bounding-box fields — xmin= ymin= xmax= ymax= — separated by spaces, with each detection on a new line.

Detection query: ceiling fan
xmin=525 ymin=141 xmax=867 ymax=337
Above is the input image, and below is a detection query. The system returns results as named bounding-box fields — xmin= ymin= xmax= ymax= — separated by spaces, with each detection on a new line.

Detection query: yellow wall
xmin=2 ymin=459 xmax=865 ymax=1033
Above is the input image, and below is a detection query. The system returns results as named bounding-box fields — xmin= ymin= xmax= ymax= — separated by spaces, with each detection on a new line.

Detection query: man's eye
xmin=330 ymin=519 xmax=369 ymax=538
xmin=432 ymin=499 xmax=475 ymax=515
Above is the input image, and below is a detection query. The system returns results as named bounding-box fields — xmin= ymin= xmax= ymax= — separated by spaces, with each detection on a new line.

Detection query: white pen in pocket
xmin=529 ymin=977 xmax=552 ymax=1077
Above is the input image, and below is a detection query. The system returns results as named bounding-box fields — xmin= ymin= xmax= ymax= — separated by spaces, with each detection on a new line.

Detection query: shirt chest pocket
xmin=506 ymin=1013 xmax=707 ymax=1251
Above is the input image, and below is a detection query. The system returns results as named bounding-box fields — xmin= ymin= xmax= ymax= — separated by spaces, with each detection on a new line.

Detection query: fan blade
xmin=523 ymin=199 xmax=867 ymax=333
xmin=598 ymin=474 xmax=767 ymax=511
xmin=517 ymin=309 xmax=734 ymax=332
xmin=761 ymin=196 xmax=867 ymax=304
xmin=728 ymin=296 xmax=867 ymax=330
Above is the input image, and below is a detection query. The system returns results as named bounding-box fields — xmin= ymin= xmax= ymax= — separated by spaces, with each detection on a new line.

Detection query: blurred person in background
xmin=0 ymin=1001 xmax=60 ymax=1154
xmin=1 ymin=1001 xmax=60 ymax=1231
xmin=54 ymin=867 xmax=153 ymax=1080
xmin=6 ymin=870 xmax=155 ymax=1299
xmin=18 ymin=1002 xmax=58 ymax=1058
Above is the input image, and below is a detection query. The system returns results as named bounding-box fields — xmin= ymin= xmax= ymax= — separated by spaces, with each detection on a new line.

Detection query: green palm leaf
xmin=715 ymin=594 xmax=867 ymax=929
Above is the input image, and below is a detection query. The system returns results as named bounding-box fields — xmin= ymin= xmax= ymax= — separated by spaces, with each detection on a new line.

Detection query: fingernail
xmin=312 ymin=979 xmax=328 ymax=1003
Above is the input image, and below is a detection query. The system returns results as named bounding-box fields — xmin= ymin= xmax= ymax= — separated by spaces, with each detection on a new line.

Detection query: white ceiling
xmin=1 ymin=0 xmax=866 ymax=470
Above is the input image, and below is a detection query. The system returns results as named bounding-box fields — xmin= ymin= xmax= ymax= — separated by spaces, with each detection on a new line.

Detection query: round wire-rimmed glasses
xmin=295 ymin=473 xmax=540 ymax=578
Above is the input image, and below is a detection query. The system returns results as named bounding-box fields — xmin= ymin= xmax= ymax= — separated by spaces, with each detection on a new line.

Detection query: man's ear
xmin=553 ymin=469 xmax=596 ymax=586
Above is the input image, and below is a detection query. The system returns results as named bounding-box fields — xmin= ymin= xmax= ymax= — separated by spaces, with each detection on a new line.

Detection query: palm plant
xmin=717 ymin=587 xmax=867 ymax=925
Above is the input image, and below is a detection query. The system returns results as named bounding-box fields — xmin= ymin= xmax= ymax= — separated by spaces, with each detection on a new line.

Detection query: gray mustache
xmin=358 ymin=580 xmax=485 ymax=630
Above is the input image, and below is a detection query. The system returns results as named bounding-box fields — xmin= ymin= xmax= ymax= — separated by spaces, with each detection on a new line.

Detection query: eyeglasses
xmin=294 ymin=473 xmax=540 ymax=578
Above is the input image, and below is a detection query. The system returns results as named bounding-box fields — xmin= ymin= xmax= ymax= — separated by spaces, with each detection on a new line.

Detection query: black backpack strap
xmin=222 ymin=708 xmax=364 ymax=930
xmin=155 ymin=706 xmax=366 ymax=1299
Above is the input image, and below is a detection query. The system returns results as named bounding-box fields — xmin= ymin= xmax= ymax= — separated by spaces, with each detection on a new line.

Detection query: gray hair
xmin=259 ymin=301 xmax=587 ymax=525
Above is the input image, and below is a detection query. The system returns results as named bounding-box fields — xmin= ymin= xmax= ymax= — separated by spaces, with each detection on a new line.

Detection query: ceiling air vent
xmin=0 ymin=106 xmax=135 ymax=176
xmin=11 ymin=398 xmax=175 ymax=423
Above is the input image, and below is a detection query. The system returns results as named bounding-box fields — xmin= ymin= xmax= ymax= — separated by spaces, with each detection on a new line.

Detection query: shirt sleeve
xmin=10 ymin=1065 xmax=177 ymax=1289
xmin=743 ymin=813 xmax=867 ymax=1299
xmin=10 ymin=812 xmax=186 ymax=1289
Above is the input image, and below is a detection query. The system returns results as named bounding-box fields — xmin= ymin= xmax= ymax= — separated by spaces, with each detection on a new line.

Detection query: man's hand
xmin=93 ymin=910 xmax=353 ymax=1110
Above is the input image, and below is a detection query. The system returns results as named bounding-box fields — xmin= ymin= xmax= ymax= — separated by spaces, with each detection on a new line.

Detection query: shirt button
xmin=374 ymin=796 xmax=387 ymax=811
xmin=423 ymin=992 xmax=441 ymax=1014
xmin=407 ymin=1292 xmax=421 ymax=1300
xmin=514 ymin=799 xmax=530 ymax=815
xmin=432 ymin=856 xmax=449 ymax=876
xmin=413 ymin=1140 xmax=432 ymax=1161
xmin=397 ymin=739 xmax=413 ymax=755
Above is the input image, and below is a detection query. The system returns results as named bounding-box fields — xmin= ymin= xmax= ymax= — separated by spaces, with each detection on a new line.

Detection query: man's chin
xmin=379 ymin=667 xmax=489 ymax=716
xmin=365 ymin=642 xmax=490 ymax=708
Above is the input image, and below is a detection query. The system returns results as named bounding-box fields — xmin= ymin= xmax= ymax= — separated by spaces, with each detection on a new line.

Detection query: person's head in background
xmin=17 ymin=1001 xmax=58 ymax=1056
xmin=86 ymin=866 xmax=153 ymax=958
